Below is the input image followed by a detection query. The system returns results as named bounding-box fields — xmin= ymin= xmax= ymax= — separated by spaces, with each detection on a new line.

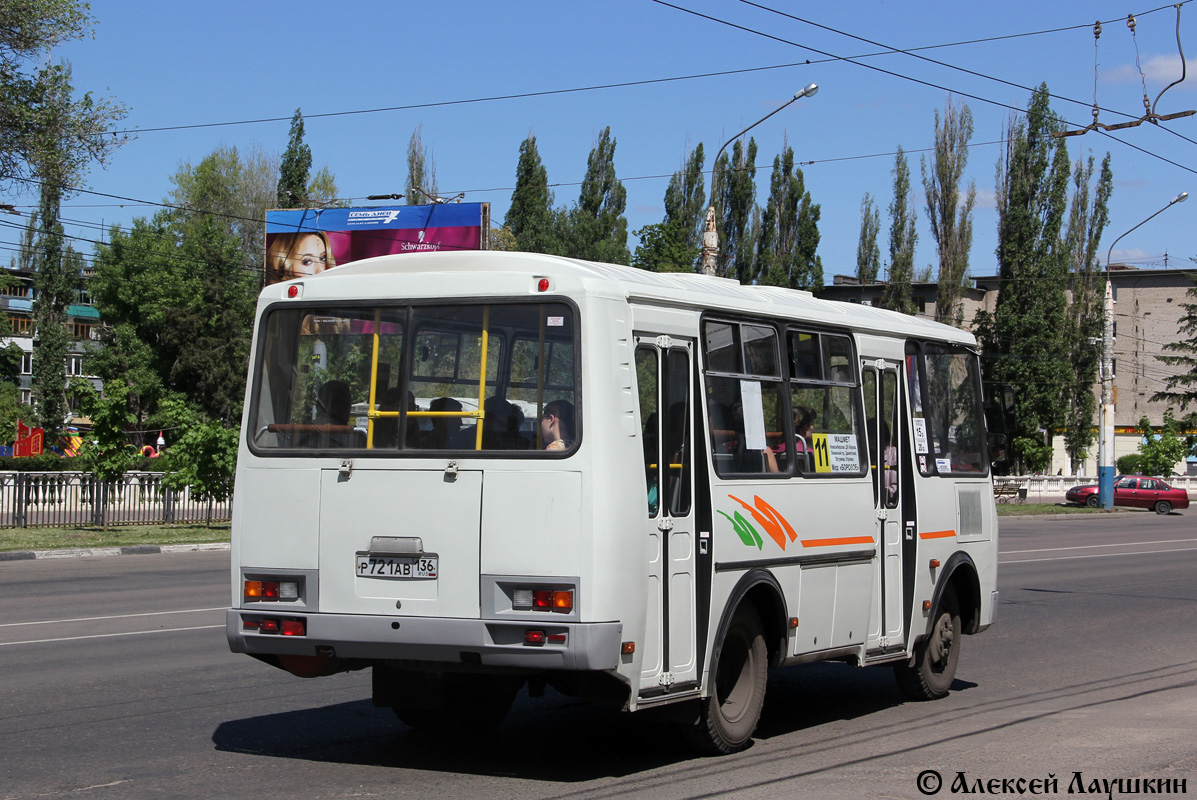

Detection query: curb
xmin=0 ymin=542 xmax=229 ymax=561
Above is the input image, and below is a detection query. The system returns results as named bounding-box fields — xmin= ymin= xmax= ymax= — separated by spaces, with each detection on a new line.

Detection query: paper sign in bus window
xmin=912 ymin=417 xmax=930 ymax=454
xmin=812 ymin=433 xmax=860 ymax=473
xmin=740 ymin=379 xmax=767 ymax=451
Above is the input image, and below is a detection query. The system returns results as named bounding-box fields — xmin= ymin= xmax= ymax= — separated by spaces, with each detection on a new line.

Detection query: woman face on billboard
xmin=266 ymin=231 xmax=336 ymax=283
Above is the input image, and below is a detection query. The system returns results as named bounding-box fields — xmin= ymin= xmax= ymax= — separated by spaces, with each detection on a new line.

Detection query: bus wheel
xmin=895 ymin=587 xmax=961 ymax=701
xmin=394 ymin=674 xmax=523 ymax=733
xmin=689 ymin=604 xmax=767 ymax=755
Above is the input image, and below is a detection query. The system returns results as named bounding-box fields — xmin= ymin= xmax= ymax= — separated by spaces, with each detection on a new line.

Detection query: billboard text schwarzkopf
xmin=263 ymin=202 xmax=489 ymax=285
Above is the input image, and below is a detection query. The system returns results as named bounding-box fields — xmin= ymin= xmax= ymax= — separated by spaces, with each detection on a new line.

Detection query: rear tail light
xmin=244 ymin=579 xmax=299 ymax=602
xmin=243 ymin=617 xmax=306 ymax=636
xmin=513 ymin=586 xmax=574 ymax=613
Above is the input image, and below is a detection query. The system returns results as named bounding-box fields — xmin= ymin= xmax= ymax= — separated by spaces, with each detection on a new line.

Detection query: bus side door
xmin=635 ymin=337 xmax=699 ymax=695
xmin=863 ymin=360 xmax=905 ymax=649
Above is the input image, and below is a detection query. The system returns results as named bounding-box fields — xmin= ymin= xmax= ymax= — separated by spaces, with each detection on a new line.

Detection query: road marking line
xmin=1001 ymin=546 xmax=1197 ymax=564
xmin=0 ymin=607 xmax=225 ymax=629
xmin=0 ymin=624 xmax=224 ymax=647
xmin=1005 ymin=538 xmax=1196 ymax=555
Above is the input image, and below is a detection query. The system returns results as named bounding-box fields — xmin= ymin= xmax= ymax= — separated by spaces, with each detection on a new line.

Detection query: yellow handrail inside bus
xmin=366 ymin=309 xmax=381 ymax=449
xmin=475 ymin=305 xmax=489 ymax=450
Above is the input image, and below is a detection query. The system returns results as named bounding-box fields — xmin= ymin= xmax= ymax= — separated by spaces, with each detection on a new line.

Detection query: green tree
xmin=758 ymin=143 xmax=820 ymax=290
xmin=167 ymin=143 xmax=276 ymax=279
xmin=158 ymin=398 xmax=239 ymax=526
xmin=505 ymin=134 xmax=558 ymax=254
xmin=1154 ymin=273 xmax=1197 ymax=412
xmin=30 ymin=71 xmax=74 ymax=433
xmin=856 ymin=192 xmax=881 ymax=284
xmin=405 ymin=124 xmax=437 ymax=204
xmin=1134 ymin=411 xmax=1188 ymax=477
xmin=91 ymin=148 xmax=260 ymax=430
xmin=881 ymin=146 xmax=917 ymax=315
xmin=306 ymin=165 xmax=343 ymax=207
xmin=983 ymin=84 xmax=1072 ymax=471
xmin=560 ymin=127 xmax=630 ymax=264
xmin=712 ymin=137 xmax=758 ymax=281
xmin=922 ymin=95 xmax=976 ymax=327
xmin=276 ymin=108 xmax=312 ymax=209
xmin=0 ymin=1 xmax=126 ymax=195
xmin=633 ymin=143 xmax=705 ymax=272
xmin=1061 ymin=152 xmax=1113 ymax=473
xmin=73 ymin=378 xmax=134 ymax=482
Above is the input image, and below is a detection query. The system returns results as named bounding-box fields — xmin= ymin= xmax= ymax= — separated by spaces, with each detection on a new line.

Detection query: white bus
xmin=228 ymin=250 xmax=999 ymax=754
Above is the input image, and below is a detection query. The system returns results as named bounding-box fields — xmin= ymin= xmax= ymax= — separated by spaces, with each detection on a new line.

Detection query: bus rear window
xmin=248 ymin=302 xmax=577 ymax=454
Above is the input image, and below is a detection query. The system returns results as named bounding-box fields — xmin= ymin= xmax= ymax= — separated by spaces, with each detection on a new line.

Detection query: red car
xmin=1065 ymin=475 xmax=1191 ymax=514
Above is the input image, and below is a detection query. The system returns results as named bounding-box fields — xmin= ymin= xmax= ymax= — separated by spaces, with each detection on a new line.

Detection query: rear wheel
xmin=1085 ymin=495 xmax=1099 ymax=508
xmin=1155 ymin=500 xmax=1173 ymax=515
xmin=895 ymin=587 xmax=961 ymax=701
xmin=391 ymin=673 xmax=524 ymax=733
xmin=688 ymin=604 xmax=767 ymax=755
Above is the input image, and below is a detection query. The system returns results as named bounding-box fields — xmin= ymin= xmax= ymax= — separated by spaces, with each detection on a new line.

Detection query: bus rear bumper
xmin=226 ymin=609 xmax=623 ymax=671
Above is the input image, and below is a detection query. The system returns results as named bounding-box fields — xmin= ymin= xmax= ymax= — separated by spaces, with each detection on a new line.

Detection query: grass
xmin=995 ymin=502 xmax=1131 ymax=516
xmin=0 ymin=523 xmax=230 ymax=552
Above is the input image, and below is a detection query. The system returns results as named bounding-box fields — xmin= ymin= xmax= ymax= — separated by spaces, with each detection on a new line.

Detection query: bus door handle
xmin=657 ymin=517 xmax=675 ymax=533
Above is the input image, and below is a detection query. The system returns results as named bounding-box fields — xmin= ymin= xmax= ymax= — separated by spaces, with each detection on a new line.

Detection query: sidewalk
xmin=0 ymin=541 xmax=229 ymax=561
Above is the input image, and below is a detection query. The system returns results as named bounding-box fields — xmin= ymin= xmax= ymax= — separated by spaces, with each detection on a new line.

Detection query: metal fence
xmin=0 ymin=471 xmax=232 ymax=528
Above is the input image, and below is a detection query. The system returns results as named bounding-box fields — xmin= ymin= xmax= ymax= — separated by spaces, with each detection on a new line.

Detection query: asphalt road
xmin=1 ymin=512 xmax=1194 ymax=799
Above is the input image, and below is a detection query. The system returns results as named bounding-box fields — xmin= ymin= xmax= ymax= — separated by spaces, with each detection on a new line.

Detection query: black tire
xmin=895 ymin=587 xmax=962 ymax=701
xmin=1155 ymin=500 xmax=1173 ymax=515
xmin=689 ymin=604 xmax=768 ymax=755
xmin=393 ymin=674 xmax=523 ymax=733
xmin=1086 ymin=495 xmax=1100 ymax=508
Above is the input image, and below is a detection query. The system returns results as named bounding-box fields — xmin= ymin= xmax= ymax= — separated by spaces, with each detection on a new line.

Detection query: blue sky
xmin=16 ymin=0 xmax=1197 ymax=282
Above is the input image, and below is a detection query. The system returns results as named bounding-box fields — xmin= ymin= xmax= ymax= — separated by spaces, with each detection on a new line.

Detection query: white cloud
xmin=1102 ymin=55 xmax=1197 ymax=88
xmin=974 ymin=188 xmax=997 ymax=210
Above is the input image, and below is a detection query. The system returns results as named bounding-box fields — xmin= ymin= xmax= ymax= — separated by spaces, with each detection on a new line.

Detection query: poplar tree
xmin=30 ymin=70 xmax=74 ymax=432
xmin=276 ymin=109 xmax=311 ymax=208
xmin=922 ymin=96 xmax=976 ymax=327
xmin=982 ymin=84 xmax=1072 ymax=471
xmin=632 ymin=143 xmax=705 ymax=272
xmin=1061 ymin=152 xmax=1113 ymax=472
xmin=712 ymin=137 xmax=758 ymax=281
xmin=881 ymin=147 xmax=917 ymax=315
xmin=560 ymin=127 xmax=629 ymax=264
xmin=758 ymin=143 xmax=821 ymax=290
xmin=505 ymin=134 xmax=558 ymax=254
xmin=405 ymin=124 xmax=437 ymax=204
xmin=856 ymin=193 xmax=881 ymax=284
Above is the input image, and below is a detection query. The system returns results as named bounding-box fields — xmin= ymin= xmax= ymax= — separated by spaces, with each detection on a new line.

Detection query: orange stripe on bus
xmin=800 ymin=536 xmax=875 ymax=548
xmin=919 ymin=530 xmax=957 ymax=540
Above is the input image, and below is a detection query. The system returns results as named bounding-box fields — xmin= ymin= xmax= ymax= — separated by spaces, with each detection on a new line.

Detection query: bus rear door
xmin=635 ymin=336 xmax=699 ymax=696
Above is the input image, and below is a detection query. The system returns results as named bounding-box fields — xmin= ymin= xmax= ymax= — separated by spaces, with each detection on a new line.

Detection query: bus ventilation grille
xmin=957 ymin=488 xmax=984 ymax=538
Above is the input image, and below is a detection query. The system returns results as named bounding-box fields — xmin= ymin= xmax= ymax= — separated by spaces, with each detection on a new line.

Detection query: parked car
xmin=1065 ymin=475 xmax=1190 ymax=514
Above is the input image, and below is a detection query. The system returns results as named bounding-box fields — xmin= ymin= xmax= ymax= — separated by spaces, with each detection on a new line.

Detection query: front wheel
xmin=688 ymin=604 xmax=768 ymax=755
xmin=1085 ymin=495 xmax=1100 ymax=508
xmin=895 ymin=587 xmax=961 ymax=701
xmin=1155 ymin=500 xmax=1173 ymax=515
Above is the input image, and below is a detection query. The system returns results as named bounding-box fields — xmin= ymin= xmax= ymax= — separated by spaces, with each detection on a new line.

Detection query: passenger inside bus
xmin=306 ymin=379 xmax=354 ymax=448
xmin=541 ymin=399 xmax=575 ymax=451
xmin=372 ymin=387 xmax=404 ymax=448
xmin=427 ymin=397 xmax=463 ymax=449
xmin=483 ymin=397 xmax=529 ymax=450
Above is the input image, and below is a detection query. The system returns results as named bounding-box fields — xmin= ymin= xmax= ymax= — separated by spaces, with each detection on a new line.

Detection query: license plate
xmin=355 ymin=555 xmax=438 ymax=579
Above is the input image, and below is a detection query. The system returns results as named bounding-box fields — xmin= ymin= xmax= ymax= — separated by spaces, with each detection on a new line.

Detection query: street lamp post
xmin=700 ymin=84 xmax=819 ymax=277
xmin=1097 ymin=191 xmax=1188 ymax=508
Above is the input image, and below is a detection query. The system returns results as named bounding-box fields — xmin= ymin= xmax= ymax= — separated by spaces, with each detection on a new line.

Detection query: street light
xmin=1097 ymin=191 xmax=1188 ymax=508
xmin=700 ymin=84 xmax=819 ymax=276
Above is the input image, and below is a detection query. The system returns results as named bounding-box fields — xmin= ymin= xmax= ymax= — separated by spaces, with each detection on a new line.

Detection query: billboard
xmin=264 ymin=202 xmax=490 ymax=285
